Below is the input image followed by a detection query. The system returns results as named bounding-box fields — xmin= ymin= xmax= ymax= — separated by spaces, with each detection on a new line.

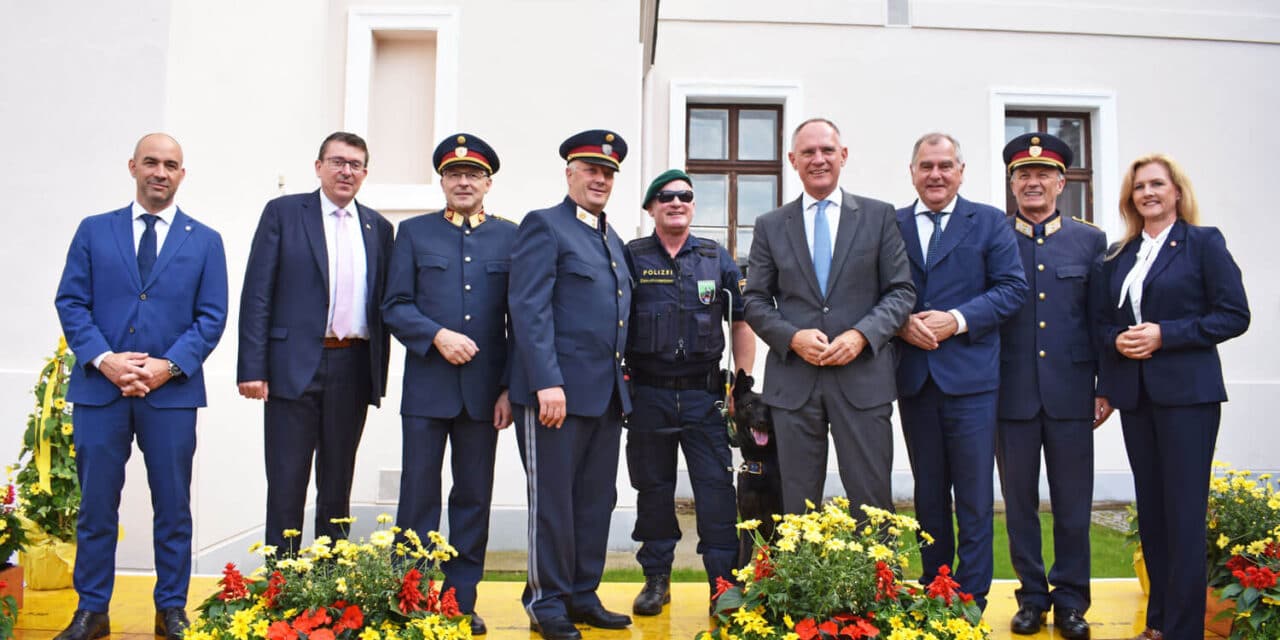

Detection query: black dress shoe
xmin=1010 ymin=604 xmax=1046 ymax=635
xmin=54 ymin=610 xmax=110 ymax=640
xmin=468 ymin=611 xmax=487 ymax=635
xmin=530 ymin=616 xmax=582 ymax=640
xmin=567 ymin=604 xmax=632 ymax=629
xmin=155 ymin=607 xmax=190 ymax=640
xmin=1054 ymin=608 xmax=1090 ymax=640
xmin=632 ymin=573 xmax=671 ymax=616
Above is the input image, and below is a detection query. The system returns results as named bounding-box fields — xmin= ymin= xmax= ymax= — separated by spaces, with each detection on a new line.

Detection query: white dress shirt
xmin=1118 ymin=223 xmax=1174 ymax=324
xmin=912 ymin=196 xmax=967 ymax=334
xmin=801 ymin=189 xmax=842 ymax=259
xmin=319 ymin=192 xmax=370 ymax=339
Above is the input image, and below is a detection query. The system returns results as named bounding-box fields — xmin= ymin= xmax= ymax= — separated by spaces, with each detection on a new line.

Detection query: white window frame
xmin=659 ymin=79 xmax=803 ymax=236
xmin=989 ymin=88 xmax=1119 ymax=238
xmin=345 ymin=6 xmax=459 ymax=211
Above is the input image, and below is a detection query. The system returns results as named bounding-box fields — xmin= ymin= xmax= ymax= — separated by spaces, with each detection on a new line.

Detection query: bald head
xmin=129 ymin=133 xmax=186 ymax=213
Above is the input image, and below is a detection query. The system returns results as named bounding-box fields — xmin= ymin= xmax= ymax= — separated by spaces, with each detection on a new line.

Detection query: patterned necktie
xmin=137 ymin=214 xmax=159 ymax=282
xmin=813 ymin=200 xmax=832 ymax=296
xmin=925 ymin=211 xmax=945 ymax=271
xmin=331 ymin=209 xmax=354 ymax=339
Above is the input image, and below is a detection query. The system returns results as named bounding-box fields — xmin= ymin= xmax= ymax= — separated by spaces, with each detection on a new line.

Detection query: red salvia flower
xmin=440 ymin=587 xmax=461 ymax=618
xmin=753 ymin=546 xmax=775 ymax=581
xmin=712 ymin=576 xmax=736 ymax=602
xmin=217 ymin=562 xmax=250 ymax=601
xmin=874 ymin=561 xmax=897 ymax=602
xmin=425 ymin=578 xmax=440 ymax=612
xmin=398 ymin=568 xmax=425 ymax=614
xmin=925 ymin=564 xmax=961 ymax=605
xmin=263 ymin=571 xmax=286 ymax=608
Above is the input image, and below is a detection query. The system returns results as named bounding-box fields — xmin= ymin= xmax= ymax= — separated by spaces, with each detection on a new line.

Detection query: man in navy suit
xmin=237 ymin=131 xmax=393 ymax=553
xmin=54 ymin=133 xmax=228 ymax=640
xmin=382 ymin=133 xmax=515 ymax=635
xmin=509 ymin=130 xmax=633 ymax=640
xmin=895 ymin=132 xmax=1027 ymax=611
xmin=997 ymin=132 xmax=1109 ymax=639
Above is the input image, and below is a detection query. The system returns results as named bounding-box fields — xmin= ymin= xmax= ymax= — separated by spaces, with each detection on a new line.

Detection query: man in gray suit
xmin=744 ymin=118 xmax=915 ymax=514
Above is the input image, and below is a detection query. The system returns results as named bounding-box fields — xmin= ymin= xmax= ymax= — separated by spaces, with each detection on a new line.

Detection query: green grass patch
xmin=483 ymin=512 xmax=1135 ymax=584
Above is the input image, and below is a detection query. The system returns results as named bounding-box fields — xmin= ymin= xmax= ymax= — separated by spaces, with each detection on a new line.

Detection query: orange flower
xmin=334 ymin=604 xmax=364 ymax=632
xmin=266 ymin=621 xmax=297 ymax=640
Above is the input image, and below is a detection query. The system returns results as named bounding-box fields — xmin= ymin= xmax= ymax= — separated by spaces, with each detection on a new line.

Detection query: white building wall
xmin=647 ymin=1 xmax=1280 ymax=502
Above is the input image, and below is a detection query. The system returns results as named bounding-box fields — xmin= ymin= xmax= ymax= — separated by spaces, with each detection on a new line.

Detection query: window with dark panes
xmin=685 ymin=105 xmax=784 ymax=265
xmin=1004 ymin=111 xmax=1094 ymax=221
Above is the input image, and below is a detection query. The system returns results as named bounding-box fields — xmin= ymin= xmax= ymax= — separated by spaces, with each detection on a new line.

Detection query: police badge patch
xmin=697 ymin=279 xmax=717 ymax=305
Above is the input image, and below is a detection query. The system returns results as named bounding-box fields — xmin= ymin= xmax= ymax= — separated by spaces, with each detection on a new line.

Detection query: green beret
xmin=642 ymin=168 xmax=693 ymax=209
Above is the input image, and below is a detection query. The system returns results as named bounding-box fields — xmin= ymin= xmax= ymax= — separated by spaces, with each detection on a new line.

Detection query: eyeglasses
xmin=655 ymin=190 xmax=694 ymax=203
xmin=324 ymin=157 xmax=366 ymax=172
xmin=442 ymin=169 xmax=488 ymax=182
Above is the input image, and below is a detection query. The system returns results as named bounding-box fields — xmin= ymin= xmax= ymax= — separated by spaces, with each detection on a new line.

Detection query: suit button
xmin=139 ymin=293 xmax=147 ymax=300
xmin=618 ymin=320 xmax=624 ymax=327
xmin=128 ymin=327 xmax=135 ymax=334
xmin=1039 ymin=321 xmax=1046 ymax=329
xmin=611 ymin=261 xmax=617 ymax=268
xmin=464 ymin=314 xmax=471 ymax=321
xmin=617 ymin=289 xmax=623 ymax=297
xmin=1037 ymin=264 xmax=1045 ymax=271
xmin=823 ymin=306 xmax=830 ymax=313
xmin=464 ymin=284 xmax=472 ymax=291
xmin=465 ymin=256 xmax=472 ymax=263
xmin=615 ymin=351 xmax=621 ymax=360
xmin=464 ymin=229 xmax=471 ymax=235
xmin=1039 ymin=350 xmax=1046 ymax=358
xmin=1036 ymin=238 xmax=1045 ymax=245
xmin=923 ymin=302 xmax=931 ymax=308
xmin=1038 ymin=292 xmax=1046 ymax=300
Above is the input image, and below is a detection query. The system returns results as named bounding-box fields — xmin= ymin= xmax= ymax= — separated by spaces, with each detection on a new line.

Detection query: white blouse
xmin=1117 ymin=224 xmax=1174 ymax=323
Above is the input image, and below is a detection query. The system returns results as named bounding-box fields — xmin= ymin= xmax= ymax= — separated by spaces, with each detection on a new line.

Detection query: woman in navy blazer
xmin=1097 ymin=154 xmax=1249 ymax=640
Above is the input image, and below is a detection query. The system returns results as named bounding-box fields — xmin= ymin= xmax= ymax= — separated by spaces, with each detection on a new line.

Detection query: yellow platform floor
xmin=13 ymin=576 xmax=1223 ymax=640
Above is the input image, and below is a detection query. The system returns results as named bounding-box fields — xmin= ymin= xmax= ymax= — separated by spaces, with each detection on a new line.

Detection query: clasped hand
xmin=1115 ymin=322 xmax=1162 ymax=360
xmin=790 ymin=328 xmax=868 ymax=367
xmin=100 ymin=351 xmax=172 ymax=397
xmin=897 ymin=310 xmax=958 ymax=351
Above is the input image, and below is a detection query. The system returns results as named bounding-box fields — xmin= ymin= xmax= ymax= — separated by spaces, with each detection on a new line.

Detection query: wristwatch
xmin=168 ymin=360 xmax=183 ymax=378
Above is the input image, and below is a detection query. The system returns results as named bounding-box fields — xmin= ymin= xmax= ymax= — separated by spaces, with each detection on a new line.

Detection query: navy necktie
xmin=813 ymin=200 xmax=832 ymax=295
xmin=137 ymin=214 xmax=159 ymax=281
xmin=925 ymin=211 xmax=945 ymax=271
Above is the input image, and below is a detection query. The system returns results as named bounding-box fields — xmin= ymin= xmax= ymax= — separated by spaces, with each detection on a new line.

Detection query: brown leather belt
xmin=323 ymin=337 xmax=367 ymax=349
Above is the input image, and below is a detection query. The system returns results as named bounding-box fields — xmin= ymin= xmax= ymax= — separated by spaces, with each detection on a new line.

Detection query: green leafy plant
xmin=0 ymin=585 xmax=16 ymax=639
xmin=14 ymin=338 xmax=79 ymax=543
xmin=188 ymin=515 xmax=472 ymax=640
xmin=0 ymin=476 xmax=27 ymax=565
xmin=1206 ymin=462 xmax=1280 ymax=639
xmin=700 ymin=498 xmax=988 ymax=640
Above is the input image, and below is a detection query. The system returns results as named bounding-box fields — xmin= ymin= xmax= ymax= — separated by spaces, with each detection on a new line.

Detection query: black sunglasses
xmin=655 ymin=190 xmax=694 ymax=203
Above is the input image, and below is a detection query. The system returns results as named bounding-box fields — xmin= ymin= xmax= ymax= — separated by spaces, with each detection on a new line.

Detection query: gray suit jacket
xmin=744 ymin=189 xmax=915 ymax=411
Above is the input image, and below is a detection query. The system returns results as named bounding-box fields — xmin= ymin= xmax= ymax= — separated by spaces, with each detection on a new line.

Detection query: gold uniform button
xmin=1037 ymin=264 xmax=1045 ymax=271
xmin=1036 ymin=238 xmax=1045 ymax=245
xmin=464 ymin=314 xmax=471 ymax=321
xmin=1038 ymin=292 xmax=1046 ymax=300
xmin=615 ymin=351 xmax=621 ymax=360
xmin=464 ymin=284 xmax=472 ymax=291
xmin=1039 ymin=350 xmax=1046 ymax=358
xmin=1039 ymin=321 xmax=1046 ymax=329
xmin=464 ymin=229 xmax=471 ymax=235
xmin=617 ymin=289 xmax=623 ymax=297
xmin=618 ymin=321 xmax=624 ymax=327
xmin=611 ymin=261 xmax=617 ymax=268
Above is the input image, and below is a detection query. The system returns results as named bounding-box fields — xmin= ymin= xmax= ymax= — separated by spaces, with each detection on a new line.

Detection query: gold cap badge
xmin=455 ymin=146 xmax=468 ymax=158
xmin=1029 ymin=145 xmax=1043 ymax=157
xmin=456 ymin=135 xmax=466 ymax=144
xmin=605 ymin=133 xmax=615 ymax=142
xmin=1031 ymin=136 xmax=1041 ymax=145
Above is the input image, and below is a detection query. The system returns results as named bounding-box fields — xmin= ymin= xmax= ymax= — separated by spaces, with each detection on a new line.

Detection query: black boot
xmin=632 ymin=573 xmax=671 ymax=616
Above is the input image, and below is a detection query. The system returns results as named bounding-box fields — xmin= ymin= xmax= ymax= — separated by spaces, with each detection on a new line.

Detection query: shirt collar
xmin=319 ymin=191 xmax=355 ymax=217
xmin=131 ymin=201 xmax=177 ymax=225
xmin=1143 ymin=222 xmax=1174 ymax=246
xmin=913 ymin=196 xmax=957 ymax=216
xmin=802 ymin=189 xmax=843 ymax=213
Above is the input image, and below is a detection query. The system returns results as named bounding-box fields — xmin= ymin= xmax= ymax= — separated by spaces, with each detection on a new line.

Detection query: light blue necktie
xmin=813 ymin=200 xmax=832 ymax=296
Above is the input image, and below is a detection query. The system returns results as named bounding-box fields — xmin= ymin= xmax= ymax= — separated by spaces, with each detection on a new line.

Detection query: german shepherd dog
xmin=730 ymin=369 xmax=784 ymax=567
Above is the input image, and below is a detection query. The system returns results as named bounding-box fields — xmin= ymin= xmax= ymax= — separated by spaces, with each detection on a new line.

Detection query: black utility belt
xmin=630 ymin=368 xmax=722 ymax=393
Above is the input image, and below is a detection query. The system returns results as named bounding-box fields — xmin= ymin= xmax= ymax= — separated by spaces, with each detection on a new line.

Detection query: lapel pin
xmin=365 ymin=223 xmax=371 ymax=230
xmin=1170 ymin=240 xmax=1178 ymax=247
xmin=185 ymin=225 xmax=192 ymax=231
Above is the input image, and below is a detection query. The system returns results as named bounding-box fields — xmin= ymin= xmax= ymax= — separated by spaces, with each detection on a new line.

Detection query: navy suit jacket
xmin=237 ymin=191 xmax=393 ymax=405
xmin=508 ymin=196 xmax=632 ymax=417
xmin=895 ymin=195 xmax=1028 ymax=397
xmin=55 ymin=205 xmax=228 ymax=408
xmin=1097 ymin=220 xmax=1249 ymax=411
xmin=382 ymin=211 xmax=516 ymax=420
xmin=998 ymin=213 xmax=1107 ymax=421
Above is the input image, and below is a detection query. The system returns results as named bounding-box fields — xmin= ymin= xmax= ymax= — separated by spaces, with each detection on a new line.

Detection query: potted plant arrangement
xmin=187 ymin=515 xmax=473 ymax=640
xmin=1204 ymin=462 xmax=1280 ymax=639
xmin=0 ymin=472 xmax=27 ymax=610
xmin=13 ymin=338 xmax=79 ymax=590
xmin=699 ymin=497 xmax=989 ymax=640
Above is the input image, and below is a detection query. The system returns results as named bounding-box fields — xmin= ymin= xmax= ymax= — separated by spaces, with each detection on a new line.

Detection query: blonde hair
xmin=1109 ymin=153 xmax=1200 ymax=259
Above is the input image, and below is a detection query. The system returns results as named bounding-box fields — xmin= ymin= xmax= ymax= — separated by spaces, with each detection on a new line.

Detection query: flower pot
xmin=0 ymin=564 xmax=21 ymax=610
xmin=1205 ymin=587 xmax=1234 ymax=637
xmin=1133 ymin=547 xmax=1149 ymax=596
xmin=18 ymin=541 xmax=74 ymax=590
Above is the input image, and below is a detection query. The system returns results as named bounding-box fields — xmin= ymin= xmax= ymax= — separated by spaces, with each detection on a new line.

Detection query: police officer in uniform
xmin=624 ymin=169 xmax=756 ymax=616
xmin=997 ymin=132 xmax=1110 ymax=639
xmin=382 ymin=134 xmax=515 ymax=635
xmin=509 ymin=130 xmax=633 ymax=640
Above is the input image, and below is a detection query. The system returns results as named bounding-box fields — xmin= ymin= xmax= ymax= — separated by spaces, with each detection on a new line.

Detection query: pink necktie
xmin=331 ymin=209 xmax=354 ymax=339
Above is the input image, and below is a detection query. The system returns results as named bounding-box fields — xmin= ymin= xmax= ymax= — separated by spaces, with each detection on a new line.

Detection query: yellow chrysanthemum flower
xmin=282 ymin=529 xmax=301 ymax=539
xmin=1217 ymin=534 xmax=1230 ymax=549
xmin=737 ymin=519 xmax=762 ymax=531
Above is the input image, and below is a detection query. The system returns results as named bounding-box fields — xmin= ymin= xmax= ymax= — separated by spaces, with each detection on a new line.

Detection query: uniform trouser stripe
xmin=522 ymin=408 xmax=541 ymax=620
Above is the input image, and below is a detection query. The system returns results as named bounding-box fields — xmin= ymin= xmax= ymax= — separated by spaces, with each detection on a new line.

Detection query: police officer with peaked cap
xmin=997 ymin=131 xmax=1110 ymax=639
xmin=624 ymin=169 xmax=756 ymax=616
xmin=382 ymin=133 xmax=515 ymax=635
xmin=508 ymin=129 xmax=634 ymax=640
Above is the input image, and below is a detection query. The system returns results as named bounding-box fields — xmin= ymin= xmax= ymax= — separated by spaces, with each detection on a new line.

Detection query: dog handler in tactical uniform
xmin=624 ymin=169 xmax=756 ymax=615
